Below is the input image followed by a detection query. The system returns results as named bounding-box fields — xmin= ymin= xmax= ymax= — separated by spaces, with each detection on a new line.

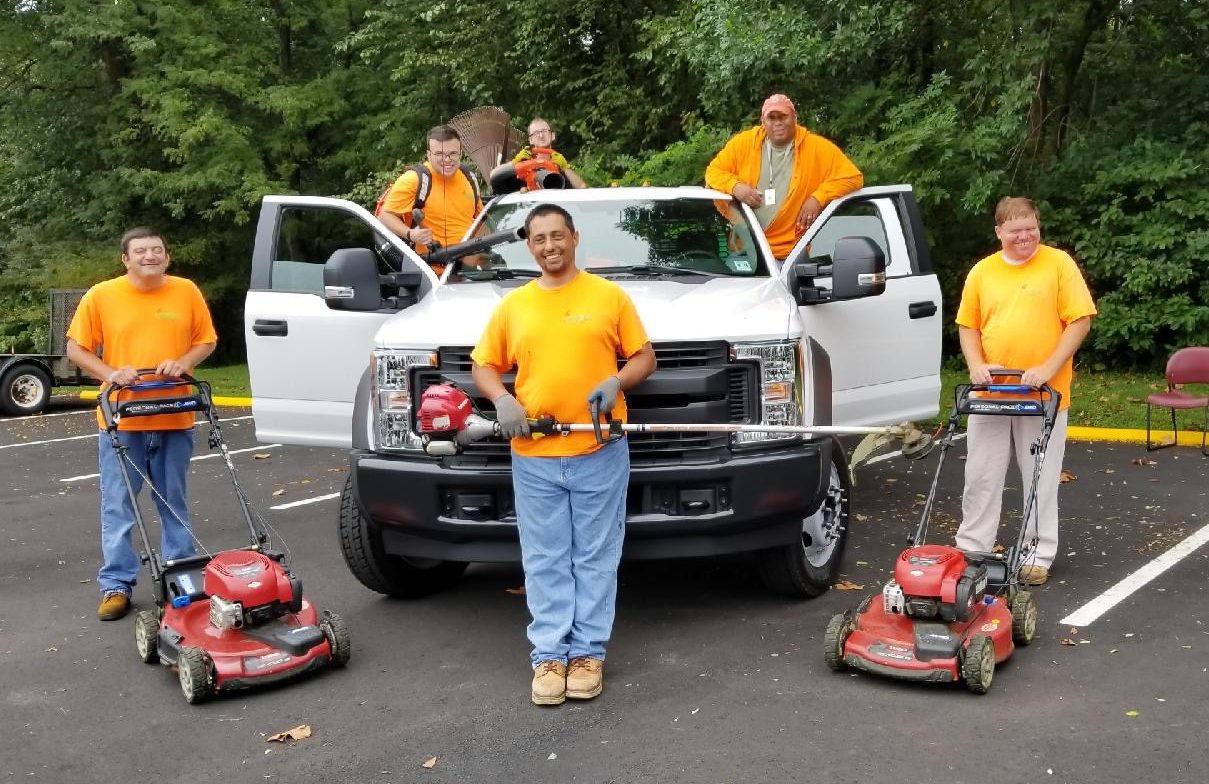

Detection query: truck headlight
xmin=371 ymin=349 xmax=436 ymax=451
xmin=731 ymin=341 xmax=802 ymax=446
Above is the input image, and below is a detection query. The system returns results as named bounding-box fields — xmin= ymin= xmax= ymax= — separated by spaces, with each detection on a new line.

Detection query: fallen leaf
xmin=854 ymin=513 xmax=869 ymax=522
xmin=1131 ymin=457 xmax=1157 ymax=467
xmin=992 ymin=543 xmax=1006 ymax=554
xmin=265 ymin=724 xmax=312 ymax=742
xmin=505 ymin=586 xmax=526 ymax=595
xmin=272 ymin=489 xmax=285 ymax=497
xmin=1060 ymin=639 xmax=1077 ymax=646
xmin=45 ymin=647 xmax=58 ymax=652
xmin=833 ymin=580 xmax=864 ymax=591
xmin=421 ymin=757 xmax=437 ymax=769
xmin=1125 ymin=710 xmax=1139 ymax=717
xmin=547 ymin=752 xmax=557 ymax=761
xmin=1104 ymin=468 xmax=1115 ymax=474
xmin=253 ymin=453 xmax=272 ymax=459
xmin=1059 ymin=469 xmax=1077 ymax=483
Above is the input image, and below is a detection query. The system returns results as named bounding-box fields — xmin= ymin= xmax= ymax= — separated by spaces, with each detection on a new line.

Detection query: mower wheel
xmin=133 ymin=610 xmax=160 ymax=664
xmin=961 ymin=634 xmax=995 ymax=694
xmin=337 ymin=475 xmax=467 ymax=598
xmin=321 ymin=611 xmax=352 ymax=667
xmin=756 ymin=439 xmax=851 ymax=598
xmin=1011 ymin=590 xmax=1038 ymax=645
xmin=823 ymin=613 xmax=850 ymax=671
xmin=178 ymin=646 xmax=213 ymax=704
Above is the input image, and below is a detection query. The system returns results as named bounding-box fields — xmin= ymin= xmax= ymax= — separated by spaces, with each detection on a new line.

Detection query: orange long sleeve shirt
xmin=705 ymin=125 xmax=863 ymax=259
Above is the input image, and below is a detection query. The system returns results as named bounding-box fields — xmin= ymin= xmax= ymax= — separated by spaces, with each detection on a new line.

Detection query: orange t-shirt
xmin=378 ymin=163 xmax=482 ymax=252
xmin=67 ymin=276 xmax=218 ymax=430
xmin=704 ymin=125 xmax=864 ymax=259
xmin=471 ymin=271 xmax=650 ymax=457
xmin=955 ymin=245 xmax=1097 ymax=410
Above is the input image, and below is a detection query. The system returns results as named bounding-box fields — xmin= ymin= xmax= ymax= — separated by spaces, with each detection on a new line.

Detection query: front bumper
xmin=353 ymin=441 xmax=831 ymax=562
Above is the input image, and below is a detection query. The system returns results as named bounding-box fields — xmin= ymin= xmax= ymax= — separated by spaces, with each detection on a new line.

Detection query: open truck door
xmin=244 ymin=196 xmax=437 ymax=447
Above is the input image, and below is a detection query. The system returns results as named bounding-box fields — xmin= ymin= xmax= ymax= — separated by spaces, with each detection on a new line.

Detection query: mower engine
xmin=884 ymin=544 xmax=988 ymax=623
xmin=417 ymin=383 xmax=501 ymax=455
xmin=203 ymin=550 xmax=302 ymax=631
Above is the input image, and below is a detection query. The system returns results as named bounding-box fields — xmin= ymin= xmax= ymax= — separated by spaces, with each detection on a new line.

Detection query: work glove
xmin=587 ymin=375 xmax=622 ymax=414
xmin=512 ymin=147 xmax=533 ymax=163
xmin=550 ymin=151 xmax=571 ymax=170
xmin=492 ymin=393 xmax=530 ymax=439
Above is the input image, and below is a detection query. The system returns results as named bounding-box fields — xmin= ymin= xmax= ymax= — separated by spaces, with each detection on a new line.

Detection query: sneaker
xmin=1019 ymin=565 xmax=1049 ymax=586
xmin=97 ymin=592 xmax=130 ymax=621
xmin=531 ymin=660 xmax=567 ymax=706
xmin=566 ymin=657 xmax=604 ymax=700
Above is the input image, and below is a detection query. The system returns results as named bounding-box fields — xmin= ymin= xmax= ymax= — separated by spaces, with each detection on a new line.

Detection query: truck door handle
xmin=908 ymin=301 xmax=937 ymax=319
xmin=252 ymin=319 xmax=288 ymax=337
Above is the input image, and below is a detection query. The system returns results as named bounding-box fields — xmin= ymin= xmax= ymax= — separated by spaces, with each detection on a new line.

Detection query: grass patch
xmin=194 ymin=362 xmax=251 ymax=397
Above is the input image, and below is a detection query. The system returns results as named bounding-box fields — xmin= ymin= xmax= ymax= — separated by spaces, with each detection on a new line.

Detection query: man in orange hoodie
xmin=705 ymin=94 xmax=863 ymax=260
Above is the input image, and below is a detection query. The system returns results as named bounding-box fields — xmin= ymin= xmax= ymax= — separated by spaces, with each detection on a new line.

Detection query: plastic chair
xmin=1145 ymin=347 xmax=1209 ymax=455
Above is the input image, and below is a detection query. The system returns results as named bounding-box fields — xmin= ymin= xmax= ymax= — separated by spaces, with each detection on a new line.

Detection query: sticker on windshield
xmin=726 ymin=257 xmax=753 ymax=273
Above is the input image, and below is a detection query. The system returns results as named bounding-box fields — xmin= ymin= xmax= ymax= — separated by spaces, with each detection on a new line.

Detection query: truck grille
xmin=418 ymin=341 xmax=758 ymax=467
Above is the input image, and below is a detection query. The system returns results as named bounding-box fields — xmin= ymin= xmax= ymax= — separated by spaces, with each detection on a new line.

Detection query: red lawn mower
xmin=823 ymin=372 xmax=1059 ymax=693
xmin=100 ymin=374 xmax=350 ymax=704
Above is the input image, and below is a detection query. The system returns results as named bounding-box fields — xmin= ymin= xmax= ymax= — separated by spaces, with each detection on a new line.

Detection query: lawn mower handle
xmin=98 ymin=371 xmax=212 ymax=432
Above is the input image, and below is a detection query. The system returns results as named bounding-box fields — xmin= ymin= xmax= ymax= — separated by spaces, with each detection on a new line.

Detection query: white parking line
xmin=0 ymin=415 xmax=253 ymax=450
xmin=270 ymin=493 xmax=340 ymax=511
xmin=1060 ymin=519 xmax=1209 ymax=627
xmin=59 ymin=443 xmax=281 ymax=482
xmin=0 ymin=407 xmax=95 ymax=421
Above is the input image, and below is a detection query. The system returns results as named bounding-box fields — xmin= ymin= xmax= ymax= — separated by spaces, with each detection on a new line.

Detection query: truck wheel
xmin=337 ymin=475 xmax=467 ymax=598
xmin=756 ymin=439 xmax=851 ymax=598
xmin=0 ymin=363 xmax=53 ymax=416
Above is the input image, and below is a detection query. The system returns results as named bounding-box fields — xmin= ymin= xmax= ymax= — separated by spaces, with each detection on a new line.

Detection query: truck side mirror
xmin=323 ymin=248 xmax=383 ymax=311
xmin=830 ymin=237 xmax=886 ymax=300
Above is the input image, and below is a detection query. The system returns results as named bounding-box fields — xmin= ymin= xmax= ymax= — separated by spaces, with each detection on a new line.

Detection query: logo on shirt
xmin=564 ymin=312 xmax=593 ymax=325
xmin=155 ymin=309 xmax=181 ymax=320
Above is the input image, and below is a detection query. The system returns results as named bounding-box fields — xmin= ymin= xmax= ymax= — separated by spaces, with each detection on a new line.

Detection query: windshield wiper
xmin=586 ymin=264 xmax=719 ymax=277
xmin=460 ymin=267 xmax=542 ymax=280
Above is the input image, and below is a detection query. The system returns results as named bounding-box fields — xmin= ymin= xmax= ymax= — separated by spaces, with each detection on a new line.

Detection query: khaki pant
xmin=956 ymin=409 xmax=1069 ymax=569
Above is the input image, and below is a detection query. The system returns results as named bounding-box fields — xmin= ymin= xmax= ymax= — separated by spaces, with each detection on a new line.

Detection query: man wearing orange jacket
xmin=705 ymin=94 xmax=863 ymax=260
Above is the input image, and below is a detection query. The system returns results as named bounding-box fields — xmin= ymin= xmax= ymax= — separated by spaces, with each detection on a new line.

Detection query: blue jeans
xmin=512 ymin=438 xmax=629 ymax=669
xmin=97 ymin=429 xmax=196 ymax=596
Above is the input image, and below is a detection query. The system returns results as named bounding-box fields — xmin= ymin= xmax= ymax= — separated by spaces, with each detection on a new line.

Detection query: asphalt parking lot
xmin=2 ymin=397 xmax=1207 ymax=783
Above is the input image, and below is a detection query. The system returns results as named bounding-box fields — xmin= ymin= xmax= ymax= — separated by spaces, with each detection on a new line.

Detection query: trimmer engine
xmin=884 ymin=544 xmax=988 ymax=623
xmin=203 ymin=550 xmax=302 ymax=631
xmin=417 ymin=383 xmax=503 ymax=455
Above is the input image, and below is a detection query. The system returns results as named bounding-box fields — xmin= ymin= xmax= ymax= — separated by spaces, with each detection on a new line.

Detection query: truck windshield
xmin=465 ymin=197 xmax=770 ymax=278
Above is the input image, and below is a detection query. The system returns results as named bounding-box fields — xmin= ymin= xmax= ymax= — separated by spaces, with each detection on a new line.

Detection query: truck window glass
xmin=472 ymin=198 xmax=770 ymax=277
xmin=272 ymin=208 xmax=384 ymax=293
xmin=806 ymin=203 xmax=888 ymax=268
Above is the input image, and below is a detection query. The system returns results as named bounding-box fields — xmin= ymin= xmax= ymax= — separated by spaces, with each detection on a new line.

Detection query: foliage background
xmin=2 ymin=0 xmax=1207 ymax=364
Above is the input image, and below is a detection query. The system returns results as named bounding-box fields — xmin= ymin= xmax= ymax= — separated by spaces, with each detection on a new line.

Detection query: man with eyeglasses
xmin=705 ymin=94 xmax=863 ymax=260
xmin=378 ymin=125 xmax=484 ymax=259
xmin=954 ymin=196 xmax=1096 ymax=587
xmin=500 ymin=118 xmax=587 ymax=189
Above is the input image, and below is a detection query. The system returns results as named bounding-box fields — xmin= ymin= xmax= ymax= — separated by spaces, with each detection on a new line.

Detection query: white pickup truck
xmin=244 ymin=185 xmax=942 ymax=598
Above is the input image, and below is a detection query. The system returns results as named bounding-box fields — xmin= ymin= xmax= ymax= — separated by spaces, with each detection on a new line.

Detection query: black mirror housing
xmin=830 ymin=237 xmax=886 ymax=300
xmin=323 ymin=248 xmax=383 ymax=311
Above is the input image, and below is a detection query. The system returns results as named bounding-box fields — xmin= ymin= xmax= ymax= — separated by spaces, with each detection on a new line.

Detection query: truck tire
xmin=337 ymin=474 xmax=467 ymax=598
xmin=755 ymin=438 xmax=851 ymax=598
xmin=0 ymin=363 xmax=53 ymax=416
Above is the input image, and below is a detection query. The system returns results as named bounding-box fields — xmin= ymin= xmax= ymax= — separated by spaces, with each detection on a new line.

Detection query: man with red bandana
xmin=705 ymin=94 xmax=863 ymax=259
xmin=954 ymin=196 xmax=1097 ymax=586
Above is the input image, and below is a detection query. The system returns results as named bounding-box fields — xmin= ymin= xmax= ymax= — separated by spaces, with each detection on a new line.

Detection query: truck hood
xmin=373 ymin=277 xmax=794 ymax=348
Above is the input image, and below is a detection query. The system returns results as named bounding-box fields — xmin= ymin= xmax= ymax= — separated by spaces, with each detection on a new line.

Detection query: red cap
xmin=761 ymin=94 xmax=796 ymax=119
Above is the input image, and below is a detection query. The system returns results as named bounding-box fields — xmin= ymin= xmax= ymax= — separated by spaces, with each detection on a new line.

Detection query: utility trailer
xmin=0 ymin=289 xmax=92 ymax=416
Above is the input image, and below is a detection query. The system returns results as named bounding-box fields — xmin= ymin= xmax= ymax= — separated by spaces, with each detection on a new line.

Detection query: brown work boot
xmin=1019 ymin=565 xmax=1049 ymax=586
xmin=97 ymin=592 xmax=130 ymax=621
xmin=531 ymin=660 xmax=567 ymax=706
xmin=566 ymin=657 xmax=604 ymax=700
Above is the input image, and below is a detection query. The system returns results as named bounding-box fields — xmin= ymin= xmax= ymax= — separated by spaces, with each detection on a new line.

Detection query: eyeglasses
xmin=428 ymin=149 xmax=461 ymax=161
xmin=528 ymin=129 xmax=552 ymax=139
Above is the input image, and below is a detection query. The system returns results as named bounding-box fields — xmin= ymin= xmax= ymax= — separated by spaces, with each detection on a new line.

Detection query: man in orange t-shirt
xmin=66 ymin=227 xmax=217 ymax=620
xmin=705 ymin=93 xmax=863 ymax=259
xmin=954 ymin=197 xmax=1096 ymax=586
xmin=377 ymin=125 xmax=483 ymax=268
xmin=471 ymin=204 xmax=655 ymax=706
